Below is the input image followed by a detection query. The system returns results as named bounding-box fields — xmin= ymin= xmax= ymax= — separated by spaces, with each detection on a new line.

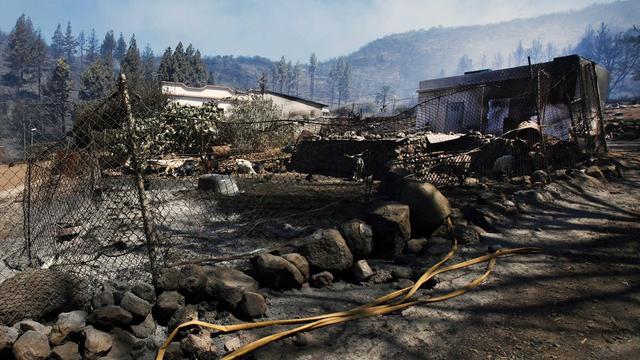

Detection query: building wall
xmin=417 ymin=87 xmax=485 ymax=133
xmin=262 ymin=93 xmax=326 ymax=119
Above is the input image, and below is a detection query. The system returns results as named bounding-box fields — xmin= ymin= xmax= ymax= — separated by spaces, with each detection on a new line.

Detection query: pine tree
xmin=308 ymin=53 xmax=317 ymax=99
xmin=79 ymin=59 xmax=115 ymax=100
xmin=45 ymin=58 xmax=72 ymax=135
xmin=6 ymin=14 xmax=36 ymax=85
xmin=192 ymin=49 xmax=207 ymax=86
xmin=114 ymin=32 xmax=127 ymax=63
xmin=121 ymin=34 xmax=141 ymax=85
xmin=86 ymin=29 xmax=99 ymax=63
xmin=158 ymin=47 xmax=174 ymax=81
xmin=286 ymin=60 xmax=294 ymax=94
xmin=31 ymin=30 xmax=48 ymax=98
xmin=141 ymin=43 xmax=155 ymax=81
xmin=276 ymin=56 xmax=287 ymax=93
xmin=100 ymin=30 xmax=116 ymax=61
xmin=51 ymin=23 xmax=64 ymax=59
xmin=293 ymin=61 xmax=303 ymax=96
xmin=338 ymin=58 xmax=351 ymax=105
xmin=456 ymin=55 xmax=473 ymax=74
xmin=185 ymin=44 xmax=196 ymax=84
xmin=172 ymin=42 xmax=189 ymax=82
xmin=77 ymin=30 xmax=85 ymax=72
xmin=63 ymin=22 xmax=78 ymax=65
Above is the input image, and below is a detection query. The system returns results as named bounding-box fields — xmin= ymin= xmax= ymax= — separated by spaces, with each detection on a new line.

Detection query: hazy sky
xmin=0 ymin=0 xmax=617 ymax=61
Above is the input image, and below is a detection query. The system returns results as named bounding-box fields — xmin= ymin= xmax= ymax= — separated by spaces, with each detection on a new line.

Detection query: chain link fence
xmin=0 ymin=56 xmax=608 ymax=324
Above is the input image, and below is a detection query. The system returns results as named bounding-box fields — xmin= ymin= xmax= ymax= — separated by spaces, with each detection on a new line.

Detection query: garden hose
xmin=157 ymin=219 xmax=539 ymax=360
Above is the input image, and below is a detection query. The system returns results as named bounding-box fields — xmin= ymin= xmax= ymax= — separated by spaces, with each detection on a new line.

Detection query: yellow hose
xmin=156 ymin=220 xmax=539 ymax=360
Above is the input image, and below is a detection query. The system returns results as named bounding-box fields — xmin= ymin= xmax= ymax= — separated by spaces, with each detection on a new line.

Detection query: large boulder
xmin=86 ymin=306 xmax=133 ymax=329
xmin=131 ymin=282 xmax=156 ymax=303
xmin=352 ymin=260 xmax=375 ymax=282
xmin=13 ymin=320 xmax=51 ymax=337
xmin=12 ymin=330 xmax=50 ymax=360
xmin=50 ymin=341 xmax=80 ymax=360
xmin=49 ymin=310 xmax=87 ymax=345
xmin=120 ymin=292 xmax=152 ymax=319
xmin=204 ymin=266 xmax=260 ymax=308
xmin=130 ymin=314 xmax=156 ymax=339
xmin=0 ymin=325 xmax=19 ymax=354
xmin=338 ymin=219 xmax=373 ymax=258
xmin=178 ymin=265 xmax=207 ymax=296
xmin=309 ymin=272 xmax=333 ymax=288
xmin=385 ymin=178 xmax=451 ymax=237
xmin=155 ymin=291 xmax=185 ymax=323
xmin=237 ymin=292 xmax=267 ymax=319
xmin=102 ymin=280 xmax=130 ymax=304
xmin=365 ymin=202 xmax=411 ymax=258
xmin=0 ymin=269 xmax=86 ymax=325
xmin=157 ymin=268 xmax=180 ymax=291
xmin=251 ymin=253 xmax=305 ymax=289
xmin=82 ymin=326 xmax=112 ymax=359
xmin=167 ymin=305 xmax=198 ymax=333
xmin=180 ymin=331 xmax=216 ymax=357
xmin=302 ymin=229 xmax=353 ymax=272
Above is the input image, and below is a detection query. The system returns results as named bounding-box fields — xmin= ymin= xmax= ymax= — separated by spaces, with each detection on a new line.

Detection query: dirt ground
xmin=210 ymin=139 xmax=640 ymax=360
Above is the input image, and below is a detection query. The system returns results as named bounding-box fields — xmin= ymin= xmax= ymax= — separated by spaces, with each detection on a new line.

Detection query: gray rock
xmin=352 ymin=260 xmax=375 ymax=282
xmin=180 ymin=331 xmax=216 ymax=356
xmin=156 ymin=291 xmax=185 ymax=322
xmin=237 ymin=292 xmax=267 ymax=319
xmin=293 ymin=333 xmax=316 ymax=347
xmin=366 ymin=202 xmax=411 ymax=258
xmin=585 ymin=165 xmax=606 ymax=181
xmin=302 ymin=229 xmax=353 ymax=272
xmin=91 ymin=290 xmax=114 ymax=309
xmin=131 ymin=338 xmax=157 ymax=360
xmin=163 ymin=341 xmax=184 ymax=360
xmin=309 ymin=272 xmax=333 ymax=288
xmin=0 ymin=269 xmax=86 ymax=325
xmin=453 ymin=225 xmax=480 ymax=244
xmin=130 ymin=313 xmax=156 ymax=339
xmin=198 ymin=174 xmax=239 ymax=196
xmin=131 ymin=282 xmax=156 ymax=303
xmin=178 ymin=265 xmax=207 ymax=295
xmin=50 ymin=341 xmax=80 ymax=360
xmin=224 ymin=337 xmax=242 ymax=352
xmin=281 ymin=253 xmax=310 ymax=281
xmin=396 ymin=279 xmax=415 ymax=289
xmin=157 ymin=268 xmax=180 ymax=291
xmin=49 ymin=310 xmax=87 ymax=345
xmin=102 ymin=280 xmax=130 ymax=304
xmin=204 ymin=266 xmax=259 ymax=308
xmin=101 ymin=328 xmax=136 ymax=360
xmin=531 ymin=169 xmax=548 ymax=183
xmin=13 ymin=320 xmax=51 ymax=337
xmin=86 ymin=306 xmax=133 ymax=329
xmin=12 ymin=330 xmax=50 ymax=360
xmin=120 ymin=291 xmax=152 ymax=318
xmin=0 ymin=325 xmax=19 ymax=353
xmin=390 ymin=265 xmax=414 ymax=280
xmin=167 ymin=305 xmax=198 ymax=333
xmin=338 ymin=219 xmax=373 ymax=258
xmin=405 ymin=238 xmax=428 ymax=254
xmin=251 ymin=253 xmax=304 ymax=289
xmin=368 ymin=270 xmax=394 ymax=284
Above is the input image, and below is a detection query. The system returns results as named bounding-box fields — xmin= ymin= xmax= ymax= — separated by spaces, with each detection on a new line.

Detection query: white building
xmin=161 ymin=82 xmax=329 ymax=119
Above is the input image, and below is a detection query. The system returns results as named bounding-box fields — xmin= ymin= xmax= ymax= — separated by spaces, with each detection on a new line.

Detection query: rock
xmin=302 ymin=229 xmax=353 ymax=272
xmin=130 ymin=313 xmax=156 ymax=339
xmin=293 ymin=333 xmax=316 ymax=347
xmin=366 ymin=202 xmax=411 ymax=258
xmin=131 ymin=282 xmax=156 ymax=303
xmin=281 ymin=253 xmax=310 ymax=281
xmin=13 ymin=320 xmax=51 ymax=337
xmin=338 ymin=219 xmax=373 ymax=258
xmin=462 ymin=177 xmax=480 ymax=187
xmin=600 ymin=164 xmax=623 ymax=179
xmin=382 ymin=177 xmax=451 ymax=237
xmin=86 ymin=306 xmax=133 ymax=329
xmin=156 ymin=291 xmax=185 ymax=322
xmin=204 ymin=266 xmax=260 ymax=308
xmin=198 ymin=174 xmax=240 ymax=196
xmin=12 ymin=330 xmax=50 ymax=360
xmin=157 ymin=268 xmax=180 ymax=291
xmin=91 ymin=290 xmax=114 ymax=309
xmin=178 ymin=265 xmax=207 ymax=295
xmin=453 ymin=225 xmax=480 ymax=244
xmin=49 ymin=310 xmax=87 ymax=345
xmin=368 ymin=270 xmax=393 ymax=284
xmin=120 ymin=291 xmax=152 ymax=318
xmin=352 ymin=260 xmax=375 ymax=282
xmin=251 ymin=253 xmax=304 ymax=289
xmin=572 ymin=171 xmax=604 ymax=189
xmin=102 ymin=280 xmax=130 ymax=304
xmin=131 ymin=338 xmax=157 ymax=360
xmin=163 ymin=341 xmax=184 ymax=360
xmin=531 ymin=170 xmax=548 ymax=183
xmin=510 ymin=176 xmax=531 ymax=185
xmin=553 ymin=169 xmax=571 ymax=180
xmin=237 ymin=292 xmax=267 ymax=319
xmin=0 ymin=269 xmax=86 ymax=325
xmin=396 ymin=279 xmax=415 ymax=289
xmin=426 ymin=237 xmax=452 ymax=256
xmin=405 ymin=238 xmax=428 ymax=254
xmin=101 ymin=328 xmax=136 ymax=360
xmin=180 ymin=331 xmax=216 ymax=356
xmin=167 ymin=305 xmax=198 ymax=333
xmin=224 ymin=337 xmax=242 ymax=352
xmin=390 ymin=266 xmax=414 ymax=280
xmin=0 ymin=325 xmax=19 ymax=353
xmin=309 ymin=272 xmax=333 ymax=288
xmin=50 ymin=342 xmax=80 ymax=360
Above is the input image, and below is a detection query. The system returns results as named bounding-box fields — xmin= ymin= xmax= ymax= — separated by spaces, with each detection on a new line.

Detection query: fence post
xmin=590 ymin=61 xmax=608 ymax=153
xmin=118 ymin=74 xmax=160 ymax=285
